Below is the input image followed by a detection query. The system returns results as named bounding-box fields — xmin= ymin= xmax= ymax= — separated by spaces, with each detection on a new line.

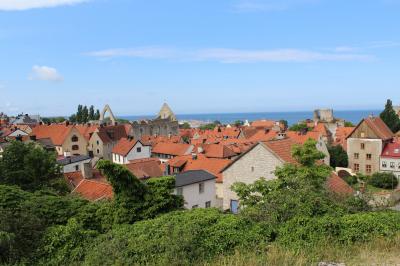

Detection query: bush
xmin=369 ymin=172 xmax=398 ymax=189
xmin=277 ymin=211 xmax=400 ymax=249
xmin=84 ymin=209 xmax=269 ymax=265
xmin=343 ymin=174 xmax=358 ymax=185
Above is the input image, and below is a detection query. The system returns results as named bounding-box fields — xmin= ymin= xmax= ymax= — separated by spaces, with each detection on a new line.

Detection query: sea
xmin=119 ymin=110 xmax=381 ymax=126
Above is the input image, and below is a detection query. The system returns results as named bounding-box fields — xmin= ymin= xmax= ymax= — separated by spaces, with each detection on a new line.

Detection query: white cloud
xmin=0 ymin=0 xmax=88 ymax=11
xmin=86 ymin=47 xmax=373 ymax=63
xmin=29 ymin=65 xmax=63 ymax=81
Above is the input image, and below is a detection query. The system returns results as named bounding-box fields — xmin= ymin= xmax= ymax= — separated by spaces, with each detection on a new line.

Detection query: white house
xmin=380 ymin=142 xmax=400 ymax=180
xmin=57 ymin=154 xmax=92 ymax=173
xmin=174 ymin=170 xmax=217 ymax=209
xmin=6 ymin=129 xmax=29 ymax=138
xmin=112 ymin=138 xmax=151 ymax=164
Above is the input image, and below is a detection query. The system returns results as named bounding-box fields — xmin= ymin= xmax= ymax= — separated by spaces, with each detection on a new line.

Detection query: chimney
xmin=64 ymin=151 xmax=71 ymax=157
xmin=30 ymin=135 xmax=37 ymax=141
xmin=192 ymin=153 xmax=198 ymax=160
xmin=276 ymin=131 xmax=287 ymax=140
xmin=197 ymin=146 xmax=204 ymax=154
xmin=264 ymin=128 xmax=270 ymax=134
xmin=81 ymin=162 xmax=93 ymax=179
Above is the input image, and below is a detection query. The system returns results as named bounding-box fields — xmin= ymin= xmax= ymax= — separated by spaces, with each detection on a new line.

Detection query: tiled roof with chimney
xmin=31 ymin=124 xmax=74 ymax=146
xmin=75 ymin=124 xmax=98 ymax=141
xmin=112 ymin=137 xmax=138 ymax=156
xmin=348 ymin=116 xmax=394 ymax=141
xmin=286 ymin=130 xmax=321 ymax=144
xmin=194 ymin=143 xmax=237 ymax=159
xmin=334 ymin=126 xmax=355 ymax=150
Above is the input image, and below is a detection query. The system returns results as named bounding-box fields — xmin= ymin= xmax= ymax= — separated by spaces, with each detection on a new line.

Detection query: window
xmin=205 ymin=201 xmax=211 ymax=208
xmin=137 ymin=147 xmax=142 ymax=153
xmin=354 ymin=153 xmax=359 ymax=159
xmin=360 ymin=143 xmax=365 ymax=150
xmin=75 ymin=165 xmax=79 ymax=171
xmin=192 ymin=205 xmax=198 ymax=209
xmin=173 ymin=167 xmax=180 ymax=174
xmin=251 ymin=166 xmax=254 ymax=172
xmin=230 ymin=200 xmax=239 ymax=214
xmin=96 ymin=140 xmax=99 ymax=145
xmin=72 ymin=145 xmax=79 ymax=151
xmin=390 ymin=162 xmax=395 ymax=169
xmin=382 ymin=161 xmax=387 ymax=168
xmin=360 ymin=132 xmax=365 ymax=138
xmin=366 ymin=165 xmax=372 ymax=173
xmin=354 ymin=163 xmax=360 ymax=172
xmin=97 ymin=149 xmax=100 ymax=154
xmin=366 ymin=154 xmax=372 ymax=160
xmin=71 ymin=135 xmax=78 ymax=142
xmin=176 ymin=187 xmax=183 ymax=196
xmin=199 ymin=182 xmax=205 ymax=194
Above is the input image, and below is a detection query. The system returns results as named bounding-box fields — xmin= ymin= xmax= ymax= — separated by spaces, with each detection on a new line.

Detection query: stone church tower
xmin=157 ymin=103 xmax=177 ymax=121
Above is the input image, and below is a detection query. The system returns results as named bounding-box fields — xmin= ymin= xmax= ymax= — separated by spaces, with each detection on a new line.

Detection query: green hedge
xmin=277 ymin=211 xmax=400 ymax=249
xmin=369 ymin=172 xmax=398 ymax=189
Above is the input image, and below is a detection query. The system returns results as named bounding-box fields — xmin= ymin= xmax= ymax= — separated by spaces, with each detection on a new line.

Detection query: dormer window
xmin=71 ymin=135 xmax=78 ymax=142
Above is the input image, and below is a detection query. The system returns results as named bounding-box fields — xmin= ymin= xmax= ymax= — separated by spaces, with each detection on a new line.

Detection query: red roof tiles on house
xmin=327 ymin=172 xmax=355 ymax=195
xmin=152 ymin=142 xmax=193 ymax=156
xmin=381 ymin=141 xmax=400 ymax=158
xmin=31 ymin=124 xmax=74 ymax=146
xmin=125 ymin=158 xmax=164 ymax=179
xmin=263 ymin=138 xmax=298 ymax=164
xmin=112 ymin=138 xmax=139 ymax=156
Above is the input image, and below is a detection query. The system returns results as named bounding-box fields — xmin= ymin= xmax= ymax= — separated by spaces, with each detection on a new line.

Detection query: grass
xmin=206 ymin=234 xmax=400 ymax=266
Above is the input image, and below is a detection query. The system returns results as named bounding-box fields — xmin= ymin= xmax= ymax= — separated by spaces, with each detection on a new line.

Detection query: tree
xmin=0 ymin=141 xmax=64 ymax=192
xmin=89 ymin=105 xmax=95 ymax=121
xmin=369 ymin=172 xmax=398 ymax=189
xmin=289 ymin=122 xmax=311 ymax=132
xmin=380 ymin=99 xmax=400 ymax=133
xmin=82 ymin=106 xmax=89 ymax=123
xmin=180 ymin=122 xmax=191 ymax=129
xmin=279 ymin=119 xmax=288 ymax=129
xmin=96 ymin=160 xmax=183 ymax=223
xmin=95 ymin=109 xmax=100 ymax=120
xmin=234 ymin=120 xmax=244 ymax=127
xmin=76 ymin=105 xmax=83 ymax=123
xmin=344 ymin=121 xmax=354 ymax=127
xmin=328 ymin=145 xmax=348 ymax=168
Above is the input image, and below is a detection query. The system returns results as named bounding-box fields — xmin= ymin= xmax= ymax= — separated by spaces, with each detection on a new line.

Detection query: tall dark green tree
xmin=328 ymin=145 xmax=349 ymax=168
xmin=76 ymin=105 xmax=83 ymax=123
xmin=95 ymin=109 xmax=100 ymax=120
xmin=82 ymin=106 xmax=89 ymax=123
xmin=89 ymin=105 xmax=95 ymax=121
xmin=380 ymin=99 xmax=400 ymax=133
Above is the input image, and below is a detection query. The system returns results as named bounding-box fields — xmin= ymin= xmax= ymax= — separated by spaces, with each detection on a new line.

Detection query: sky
xmin=1 ymin=0 xmax=400 ymax=116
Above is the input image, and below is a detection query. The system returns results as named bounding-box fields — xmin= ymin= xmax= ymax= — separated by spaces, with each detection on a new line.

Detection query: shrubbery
xmin=343 ymin=174 xmax=358 ymax=185
xmin=369 ymin=172 xmax=398 ymax=189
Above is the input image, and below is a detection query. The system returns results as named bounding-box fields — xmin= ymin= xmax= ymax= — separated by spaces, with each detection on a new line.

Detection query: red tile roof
xmin=263 ymin=138 xmax=298 ymax=164
xmin=251 ymin=120 xmax=276 ymax=128
xmin=381 ymin=141 xmax=400 ymax=158
xmin=152 ymin=142 xmax=193 ymax=156
xmin=125 ymin=158 xmax=164 ymax=179
xmin=334 ymin=127 xmax=355 ymax=150
xmin=31 ymin=124 xmax=73 ymax=146
xmin=112 ymin=138 xmax=138 ymax=156
xmin=194 ymin=143 xmax=237 ymax=159
xmin=348 ymin=117 xmax=394 ymax=141
xmin=327 ymin=172 xmax=354 ymax=195
xmin=286 ymin=131 xmax=321 ymax=144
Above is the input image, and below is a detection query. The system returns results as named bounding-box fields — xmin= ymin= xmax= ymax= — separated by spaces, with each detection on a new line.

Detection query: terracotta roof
xmin=334 ymin=127 xmax=355 ymax=150
xmin=327 ymin=172 xmax=354 ymax=195
xmin=194 ymin=144 xmax=237 ymax=159
xmin=286 ymin=131 xmax=321 ymax=144
xmin=263 ymin=138 xmax=298 ymax=164
xmin=248 ymin=129 xmax=278 ymax=142
xmin=125 ymin=158 xmax=164 ymax=179
xmin=75 ymin=125 xmax=98 ymax=141
xmin=251 ymin=120 xmax=276 ymax=128
xmin=381 ymin=141 xmax=400 ymax=158
xmin=73 ymin=179 xmax=113 ymax=201
xmin=348 ymin=117 xmax=394 ymax=141
xmin=152 ymin=142 xmax=193 ymax=156
xmin=31 ymin=124 xmax=74 ymax=146
xmin=112 ymin=138 xmax=139 ymax=156
xmin=95 ymin=125 xmax=128 ymax=144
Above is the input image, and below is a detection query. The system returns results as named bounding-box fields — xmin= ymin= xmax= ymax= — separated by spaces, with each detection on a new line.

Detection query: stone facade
xmin=57 ymin=128 xmax=88 ymax=156
xmin=221 ymin=143 xmax=284 ymax=211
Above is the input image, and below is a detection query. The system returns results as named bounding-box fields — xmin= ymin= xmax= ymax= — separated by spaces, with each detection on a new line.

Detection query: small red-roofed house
xmin=380 ymin=141 xmax=400 ymax=180
xmin=112 ymin=137 xmax=151 ymax=164
xmin=151 ymin=142 xmax=193 ymax=162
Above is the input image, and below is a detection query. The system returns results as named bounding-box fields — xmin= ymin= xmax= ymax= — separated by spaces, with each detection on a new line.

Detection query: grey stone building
xmin=130 ymin=103 xmax=179 ymax=139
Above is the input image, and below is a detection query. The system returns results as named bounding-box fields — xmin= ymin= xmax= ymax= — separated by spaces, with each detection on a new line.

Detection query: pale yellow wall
xmin=60 ymin=128 xmax=88 ymax=156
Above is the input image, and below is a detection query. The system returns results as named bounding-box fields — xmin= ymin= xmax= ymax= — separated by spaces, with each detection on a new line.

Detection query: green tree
xmin=95 ymin=109 xmax=101 ymax=120
xmin=89 ymin=105 xmax=95 ymax=120
xmin=380 ymin=99 xmax=400 ymax=133
xmin=82 ymin=105 xmax=89 ymax=123
xmin=328 ymin=145 xmax=349 ymax=168
xmin=279 ymin=119 xmax=288 ymax=129
xmin=234 ymin=120 xmax=244 ymax=127
xmin=344 ymin=121 xmax=354 ymax=127
xmin=76 ymin=104 xmax=83 ymax=123
xmin=289 ymin=122 xmax=311 ymax=132
xmin=180 ymin=122 xmax=191 ymax=129
xmin=0 ymin=141 xmax=64 ymax=192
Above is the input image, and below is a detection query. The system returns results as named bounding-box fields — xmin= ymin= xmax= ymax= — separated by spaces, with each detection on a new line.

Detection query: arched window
xmin=71 ymin=135 xmax=78 ymax=142
xmin=72 ymin=145 xmax=79 ymax=151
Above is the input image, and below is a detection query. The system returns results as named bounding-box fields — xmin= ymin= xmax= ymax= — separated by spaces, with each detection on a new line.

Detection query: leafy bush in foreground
xmin=277 ymin=211 xmax=400 ymax=249
xmin=369 ymin=172 xmax=398 ymax=189
xmin=83 ymin=208 xmax=270 ymax=265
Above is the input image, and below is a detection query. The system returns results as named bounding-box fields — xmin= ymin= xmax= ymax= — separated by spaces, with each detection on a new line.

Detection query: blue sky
xmin=1 ymin=0 xmax=400 ymax=116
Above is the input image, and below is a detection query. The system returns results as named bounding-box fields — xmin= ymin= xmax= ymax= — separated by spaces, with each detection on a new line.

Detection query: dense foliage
xmin=41 ymin=116 xmax=66 ymax=124
xmin=369 ymin=172 xmax=399 ymax=189
xmin=69 ymin=104 xmax=100 ymax=123
xmin=380 ymin=99 xmax=400 ymax=133
xmin=288 ymin=122 xmax=312 ymax=132
xmin=328 ymin=144 xmax=349 ymax=168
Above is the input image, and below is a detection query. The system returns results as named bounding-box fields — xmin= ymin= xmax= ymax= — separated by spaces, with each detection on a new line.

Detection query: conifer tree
xmin=76 ymin=105 xmax=83 ymax=123
xmin=380 ymin=99 xmax=400 ymax=133
xmin=82 ymin=106 xmax=89 ymax=123
xmin=95 ymin=109 xmax=100 ymax=120
xmin=89 ymin=105 xmax=95 ymax=121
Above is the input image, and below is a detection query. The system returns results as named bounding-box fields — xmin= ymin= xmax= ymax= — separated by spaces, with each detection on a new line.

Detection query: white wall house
xmin=380 ymin=142 xmax=400 ymax=180
xmin=112 ymin=139 xmax=151 ymax=164
xmin=174 ymin=170 xmax=217 ymax=209
xmin=57 ymin=154 xmax=92 ymax=173
xmin=7 ymin=129 xmax=29 ymax=138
